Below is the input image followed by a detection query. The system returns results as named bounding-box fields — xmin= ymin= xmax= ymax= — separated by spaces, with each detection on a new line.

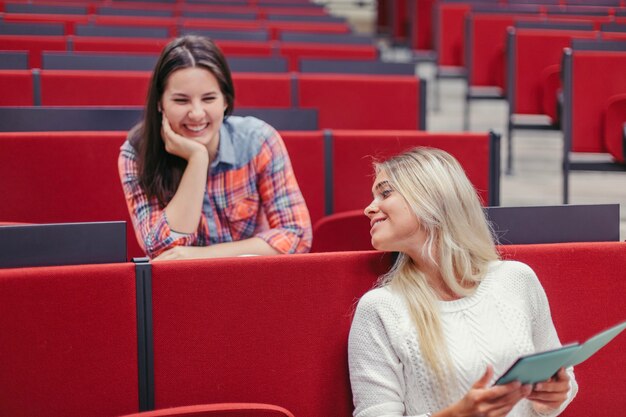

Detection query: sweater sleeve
xmin=348 ymin=289 xmax=431 ymax=417
xmin=524 ymin=264 xmax=579 ymax=416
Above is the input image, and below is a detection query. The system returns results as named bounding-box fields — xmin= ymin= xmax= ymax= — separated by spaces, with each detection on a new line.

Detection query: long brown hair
xmin=130 ymin=35 xmax=235 ymax=207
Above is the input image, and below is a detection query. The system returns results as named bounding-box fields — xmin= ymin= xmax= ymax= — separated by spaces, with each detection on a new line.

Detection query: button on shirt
xmin=118 ymin=116 xmax=312 ymax=258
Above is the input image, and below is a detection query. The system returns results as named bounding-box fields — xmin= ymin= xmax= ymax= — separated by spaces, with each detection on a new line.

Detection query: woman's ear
xmin=157 ymin=102 xmax=162 ymax=113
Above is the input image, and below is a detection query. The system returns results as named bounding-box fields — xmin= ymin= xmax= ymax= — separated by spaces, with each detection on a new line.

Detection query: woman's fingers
xmin=472 ymin=365 xmax=494 ymax=389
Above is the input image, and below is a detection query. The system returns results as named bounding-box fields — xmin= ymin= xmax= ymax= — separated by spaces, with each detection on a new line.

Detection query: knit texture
xmin=348 ymin=260 xmax=578 ymax=417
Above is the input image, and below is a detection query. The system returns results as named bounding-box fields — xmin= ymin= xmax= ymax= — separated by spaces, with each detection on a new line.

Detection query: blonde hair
xmin=375 ymin=147 xmax=499 ymax=386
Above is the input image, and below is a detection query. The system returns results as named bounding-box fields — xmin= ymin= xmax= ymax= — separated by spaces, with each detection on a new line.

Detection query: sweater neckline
xmin=437 ymin=260 xmax=501 ymax=312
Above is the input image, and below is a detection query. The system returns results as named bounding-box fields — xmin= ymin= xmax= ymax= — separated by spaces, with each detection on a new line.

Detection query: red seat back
xmin=0 ymin=69 xmax=33 ymax=106
xmin=500 ymin=242 xmax=626 ymax=417
xmin=232 ymin=73 xmax=293 ymax=108
xmin=0 ymin=131 xmax=145 ymax=258
xmin=40 ymin=69 xmax=151 ymax=106
xmin=512 ymin=29 xmax=597 ymax=117
xmin=331 ymin=131 xmax=493 ymax=213
xmin=436 ymin=3 xmax=471 ymax=67
xmin=150 ymin=252 xmax=393 ymax=417
xmin=603 ymin=93 xmax=626 ymax=163
xmin=569 ymin=50 xmax=626 ymax=152
xmin=0 ymin=35 xmax=66 ymax=68
xmin=279 ymin=42 xmax=376 ymax=71
xmin=298 ymin=74 xmax=420 ymax=129
xmin=0 ymin=262 xmax=139 ymax=417
xmin=281 ymin=131 xmax=325 ymax=224
xmin=311 ymin=209 xmax=371 ymax=253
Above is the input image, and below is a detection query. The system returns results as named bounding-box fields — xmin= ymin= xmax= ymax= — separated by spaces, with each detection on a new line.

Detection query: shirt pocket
xmin=225 ymin=194 xmax=259 ymax=239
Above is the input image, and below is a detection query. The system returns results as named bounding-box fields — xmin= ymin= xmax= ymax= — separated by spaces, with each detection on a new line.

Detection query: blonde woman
xmin=348 ymin=148 xmax=577 ymax=417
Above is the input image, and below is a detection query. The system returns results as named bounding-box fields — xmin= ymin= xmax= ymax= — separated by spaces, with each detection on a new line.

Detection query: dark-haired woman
xmin=118 ymin=35 xmax=311 ymax=260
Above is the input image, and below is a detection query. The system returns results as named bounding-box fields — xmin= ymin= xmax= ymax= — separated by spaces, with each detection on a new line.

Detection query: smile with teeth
xmin=371 ymin=218 xmax=387 ymax=228
xmin=185 ymin=123 xmax=209 ymax=132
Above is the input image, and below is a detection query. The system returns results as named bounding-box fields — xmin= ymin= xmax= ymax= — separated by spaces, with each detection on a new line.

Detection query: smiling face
xmin=364 ymin=171 xmax=428 ymax=254
xmin=160 ymin=66 xmax=227 ymax=152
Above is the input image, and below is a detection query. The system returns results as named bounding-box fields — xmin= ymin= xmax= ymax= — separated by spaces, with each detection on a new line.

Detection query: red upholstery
xmin=260 ymin=7 xmax=328 ymax=18
xmin=500 ymin=242 xmax=626 ymax=417
xmin=603 ymin=93 xmax=626 ymax=163
xmin=279 ymin=42 xmax=377 ymax=71
xmin=181 ymin=18 xmax=262 ymax=33
xmin=0 ymin=262 xmax=139 ymax=417
xmin=0 ymin=131 xmax=145 ymax=259
xmin=216 ymin=41 xmax=274 ymax=58
xmin=469 ymin=14 xmax=541 ymax=90
xmin=281 ymin=131 xmax=325 ymax=223
xmin=118 ymin=403 xmax=295 ymax=417
xmin=268 ymin=21 xmax=350 ymax=41
xmin=2 ymin=13 xmax=89 ymax=36
xmin=513 ymin=29 xmax=597 ymax=118
xmin=412 ymin=0 xmax=435 ymax=50
xmin=311 ymin=209 xmax=371 ymax=253
xmin=0 ymin=69 xmax=33 ymax=106
xmin=540 ymin=64 xmax=561 ymax=122
xmin=390 ymin=0 xmax=409 ymax=41
xmin=436 ymin=3 xmax=471 ymax=67
xmin=232 ymin=73 xmax=293 ymax=108
xmin=40 ymin=69 xmax=151 ymax=106
xmin=570 ymin=51 xmax=626 ymax=152
xmin=92 ymin=15 xmax=177 ymax=37
xmin=603 ymin=31 xmax=626 ymax=41
xmin=331 ymin=131 xmax=492 ymax=213
xmin=298 ymin=74 xmax=420 ymax=129
xmin=72 ymin=36 xmax=170 ymax=54
xmin=149 ymin=251 xmax=393 ymax=417
xmin=0 ymin=35 xmax=66 ymax=68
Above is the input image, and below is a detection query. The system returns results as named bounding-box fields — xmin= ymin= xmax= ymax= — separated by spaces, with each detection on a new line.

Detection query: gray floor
xmin=423 ymin=68 xmax=626 ymax=241
xmin=326 ymin=1 xmax=625 ymax=240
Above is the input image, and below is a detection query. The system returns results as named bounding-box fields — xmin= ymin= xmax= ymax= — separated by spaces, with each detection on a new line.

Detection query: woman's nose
xmin=188 ymin=102 xmax=204 ymax=119
xmin=364 ymin=200 xmax=378 ymax=217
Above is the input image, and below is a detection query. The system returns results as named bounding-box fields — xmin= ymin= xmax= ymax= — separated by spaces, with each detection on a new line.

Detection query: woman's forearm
xmin=164 ymin=151 xmax=209 ymax=233
xmin=153 ymin=237 xmax=280 ymax=261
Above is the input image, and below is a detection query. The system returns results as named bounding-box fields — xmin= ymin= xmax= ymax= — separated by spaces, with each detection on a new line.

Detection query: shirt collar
xmin=212 ymin=120 xmax=236 ymax=167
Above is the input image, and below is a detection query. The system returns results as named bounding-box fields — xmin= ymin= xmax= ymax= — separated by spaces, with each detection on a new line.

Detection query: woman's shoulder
xmin=120 ymin=123 xmax=143 ymax=158
xmin=224 ymin=115 xmax=273 ymax=139
xmin=222 ymin=116 xmax=284 ymax=166
xmin=489 ymin=259 xmax=543 ymax=294
xmin=492 ymin=259 xmax=537 ymax=277
xmin=356 ymin=286 xmax=404 ymax=317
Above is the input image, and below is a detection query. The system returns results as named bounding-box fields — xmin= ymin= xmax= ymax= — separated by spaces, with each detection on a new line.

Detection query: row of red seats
xmin=0 ymin=9 xmax=350 ymax=39
xmin=0 ymin=34 xmax=377 ymax=70
xmin=0 ymin=0 xmax=327 ymax=16
xmin=1 ymin=242 xmax=625 ymax=416
xmin=0 ymin=130 xmax=499 ymax=258
xmin=0 ymin=69 xmax=424 ymax=131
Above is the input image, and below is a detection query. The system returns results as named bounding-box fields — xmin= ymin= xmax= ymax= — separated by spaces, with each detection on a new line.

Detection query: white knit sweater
xmin=348 ymin=260 xmax=578 ymax=417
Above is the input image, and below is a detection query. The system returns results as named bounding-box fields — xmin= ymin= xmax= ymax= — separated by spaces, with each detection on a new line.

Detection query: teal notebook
xmin=495 ymin=320 xmax=626 ymax=385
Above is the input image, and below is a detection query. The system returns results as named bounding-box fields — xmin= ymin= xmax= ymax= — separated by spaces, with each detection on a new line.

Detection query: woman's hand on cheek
xmin=161 ymin=114 xmax=208 ymax=161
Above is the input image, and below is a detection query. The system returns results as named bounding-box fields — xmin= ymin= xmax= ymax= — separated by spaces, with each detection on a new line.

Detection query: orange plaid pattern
xmin=119 ymin=116 xmax=312 ymax=258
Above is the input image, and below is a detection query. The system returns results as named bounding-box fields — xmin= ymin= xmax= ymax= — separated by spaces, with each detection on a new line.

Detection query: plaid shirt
xmin=119 ymin=116 xmax=312 ymax=258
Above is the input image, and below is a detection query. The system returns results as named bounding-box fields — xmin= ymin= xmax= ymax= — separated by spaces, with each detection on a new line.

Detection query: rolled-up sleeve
xmin=117 ymin=141 xmax=198 ymax=258
xmin=253 ymin=129 xmax=312 ymax=254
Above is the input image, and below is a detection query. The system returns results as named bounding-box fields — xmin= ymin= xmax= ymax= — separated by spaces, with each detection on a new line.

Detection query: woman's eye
xmin=203 ymin=96 xmax=216 ymax=102
xmin=381 ymin=189 xmax=392 ymax=198
xmin=173 ymin=99 xmax=187 ymax=104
